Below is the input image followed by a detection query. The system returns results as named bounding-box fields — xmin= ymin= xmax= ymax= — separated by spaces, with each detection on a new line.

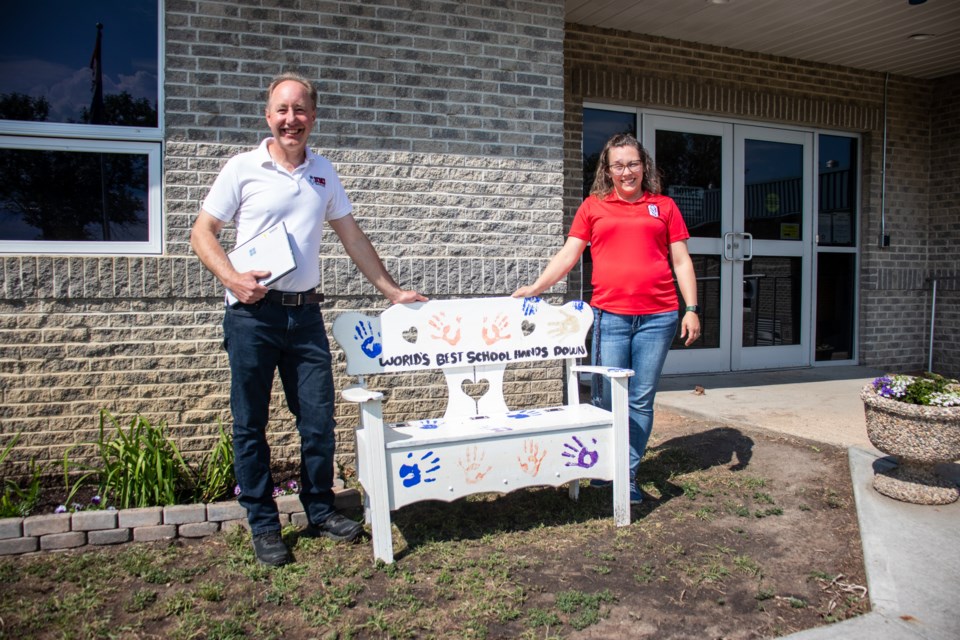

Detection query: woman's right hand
xmin=512 ymin=285 xmax=541 ymax=298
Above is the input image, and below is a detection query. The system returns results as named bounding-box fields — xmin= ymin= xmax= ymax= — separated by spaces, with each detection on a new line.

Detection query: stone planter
xmin=861 ymin=384 xmax=960 ymax=504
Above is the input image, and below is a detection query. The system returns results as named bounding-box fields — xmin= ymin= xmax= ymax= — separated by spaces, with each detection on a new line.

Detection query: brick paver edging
xmin=0 ymin=488 xmax=361 ymax=556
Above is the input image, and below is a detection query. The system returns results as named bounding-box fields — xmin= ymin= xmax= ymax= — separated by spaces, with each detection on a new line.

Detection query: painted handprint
xmin=522 ymin=297 xmax=541 ymax=317
xmin=458 ymin=446 xmax=492 ymax=484
xmin=399 ymin=451 xmax=440 ymax=487
xmin=353 ymin=320 xmax=382 ymax=358
xmin=507 ymin=409 xmax=543 ymax=420
xmin=481 ymin=314 xmax=512 ymax=345
xmin=429 ymin=312 xmax=462 ymax=346
xmin=562 ymin=435 xmax=599 ymax=469
xmin=517 ymin=440 xmax=547 ymax=476
xmin=547 ymin=309 xmax=579 ymax=338
xmin=418 ymin=419 xmax=440 ymax=430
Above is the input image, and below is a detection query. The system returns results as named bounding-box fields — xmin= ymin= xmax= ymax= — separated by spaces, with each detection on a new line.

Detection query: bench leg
xmin=369 ymin=497 xmax=395 ymax=564
xmin=611 ymin=378 xmax=631 ymax=527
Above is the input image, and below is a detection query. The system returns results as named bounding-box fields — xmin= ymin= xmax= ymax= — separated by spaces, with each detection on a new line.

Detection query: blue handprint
xmin=399 ymin=451 xmax=441 ymax=487
xmin=562 ymin=435 xmax=599 ymax=469
xmin=507 ymin=409 xmax=543 ymax=420
xmin=354 ymin=320 xmax=382 ymax=359
xmin=573 ymin=300 xmax=585 ymax=311
xmin=419 ymin=419 xmax=440 ymax=430
xmin=522 ymin=297 xmax=541 ymax=317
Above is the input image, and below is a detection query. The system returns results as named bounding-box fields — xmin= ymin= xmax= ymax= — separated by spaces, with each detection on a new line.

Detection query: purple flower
xmin=54 ymin=505 xmax=67 ymax=514
xmin=233 ymin=484 xmax=242 ymax=496
xmin=90 ymin=495 xmax=102 ymax=506
xmin=286 ymin=480 xmax=299 ymax=493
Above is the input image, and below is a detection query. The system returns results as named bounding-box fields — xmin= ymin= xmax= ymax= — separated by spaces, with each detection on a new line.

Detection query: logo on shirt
xmin=310 ymin=176 xmax=326 ymax=187
xmin=647 ymin=204 xmax=660 ymax=218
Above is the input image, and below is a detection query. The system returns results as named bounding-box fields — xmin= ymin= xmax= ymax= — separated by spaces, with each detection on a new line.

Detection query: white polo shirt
xmin=202 ymin=138 xmax=352 ymax=298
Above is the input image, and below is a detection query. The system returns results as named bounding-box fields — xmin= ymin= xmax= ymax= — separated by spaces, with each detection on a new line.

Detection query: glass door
xmin=644 ymin=116 xmax=813 ymax=373
xmin=733 ymin=126 xmax=813 ymax=369
xmin=643 ymin=115 xmax=732 ymax=373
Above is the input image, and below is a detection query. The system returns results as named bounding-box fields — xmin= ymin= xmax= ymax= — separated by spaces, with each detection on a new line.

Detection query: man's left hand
xmin=390 ymin=289 xmax=429 ymax=304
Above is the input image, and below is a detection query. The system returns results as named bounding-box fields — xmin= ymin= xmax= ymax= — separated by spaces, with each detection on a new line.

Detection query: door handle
xmin=741 ymin=233 xmax=753 ymax=261
xmin=723 ymin=232 xmax=736 ymax=261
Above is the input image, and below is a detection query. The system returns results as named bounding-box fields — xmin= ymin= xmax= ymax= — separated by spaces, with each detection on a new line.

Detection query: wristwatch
xmin=684 ymin=305 xmax=700 ymax=314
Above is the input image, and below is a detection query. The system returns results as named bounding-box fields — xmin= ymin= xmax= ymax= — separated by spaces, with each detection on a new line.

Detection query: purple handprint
xmin=354 ymin=320 xmax=382 ymax=359
xmin=399 ymin=451 xmax=441 ymax=487
xmin=562 ymin=435 xmax=599 ymax=469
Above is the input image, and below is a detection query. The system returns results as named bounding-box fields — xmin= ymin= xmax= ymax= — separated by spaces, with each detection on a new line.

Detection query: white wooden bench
xmin=331 ymin=296 xmax=634 ymax=563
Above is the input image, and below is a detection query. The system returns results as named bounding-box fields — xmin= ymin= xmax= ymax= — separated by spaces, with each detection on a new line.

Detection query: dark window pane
xmin=744 ymin=140 xmax=803 ymax=241
xmin=816 ymin=253 xmax=856 ymax=361
xmin=0 ymin=148 xmax=148 ymax=242
xmin=657 ymin=130 xmax=723 ymax=239
xmin=742 ymin=257 xmax=802 ymax=346
xmin=671 ymin=255 xmax=721 ymax=350
xmin=582 ymin=108 xmax=636 ymax=199
xmin=0 ymin=2 xmax=158 ymax=127
xmin=817 ymin=135 xmax=858 ymax=247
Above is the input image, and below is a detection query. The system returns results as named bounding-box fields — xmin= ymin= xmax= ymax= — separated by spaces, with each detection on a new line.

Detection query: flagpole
xmin=91 ymin=22 xmax=110 ymax=241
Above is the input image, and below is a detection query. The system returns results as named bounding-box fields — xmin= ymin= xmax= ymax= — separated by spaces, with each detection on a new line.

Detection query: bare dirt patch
xmin=0 ymin=410 xmax=869 ymax=639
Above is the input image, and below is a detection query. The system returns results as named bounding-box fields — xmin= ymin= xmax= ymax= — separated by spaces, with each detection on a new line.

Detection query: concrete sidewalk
xmin=654 ymin=366 xmax=960 ymax=640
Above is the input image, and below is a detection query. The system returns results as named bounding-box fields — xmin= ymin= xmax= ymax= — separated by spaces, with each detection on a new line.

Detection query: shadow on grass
xmin=382 ymin=427 xmax=755 ymax=559
xmin=639 ymin=427 xmax=755 ymax=504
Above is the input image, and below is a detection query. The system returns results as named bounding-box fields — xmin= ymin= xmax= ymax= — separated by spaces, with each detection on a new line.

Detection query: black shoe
xmin=252 ymin=531 xmax=291 ymax=567
xmin=303 ymin=512 xmax=364 ymax=542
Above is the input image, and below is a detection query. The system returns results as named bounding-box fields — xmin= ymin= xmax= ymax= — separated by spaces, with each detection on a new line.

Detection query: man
xmin=191 ymin=72 xmax=426 ymax=566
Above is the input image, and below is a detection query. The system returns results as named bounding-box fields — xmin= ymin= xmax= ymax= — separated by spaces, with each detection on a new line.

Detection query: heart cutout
xmin=402 ymin=326 xmax=418 ymax=344
xmin=521 ymin=320 xmax=536 ymax=336
xmin=461 ymin=378 xmax=490 ymax=403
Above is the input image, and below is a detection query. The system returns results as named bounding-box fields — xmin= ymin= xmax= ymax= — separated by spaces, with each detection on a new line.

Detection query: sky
xmin=0 ymin=2 xmax=158 ymax=123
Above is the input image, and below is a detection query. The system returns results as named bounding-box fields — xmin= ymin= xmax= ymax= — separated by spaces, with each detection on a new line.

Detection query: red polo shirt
xmin=569 ymin=192 xmax=690 ymax=315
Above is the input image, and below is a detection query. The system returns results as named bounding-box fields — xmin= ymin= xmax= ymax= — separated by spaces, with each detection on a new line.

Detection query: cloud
xmin=1 ymin=58 xmax=157 ymax=123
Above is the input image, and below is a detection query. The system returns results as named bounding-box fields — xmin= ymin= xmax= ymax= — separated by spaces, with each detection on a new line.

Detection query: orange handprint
xmin=517 ymin=440 xmax=547 ymax=477
xmin=429 ymin=312 xmax=462 ymax=346
xmin=481 ymin=314 xmax=512 ymax=345
xmin=459 ymin=446 xmax=492 ymax=484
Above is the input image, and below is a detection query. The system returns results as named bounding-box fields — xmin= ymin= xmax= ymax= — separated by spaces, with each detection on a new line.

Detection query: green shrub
xmin=0 ymin=434 xmax=45 ymax=518
xmin=192 ymin=419 xmax=235 ymax=504
xmin=96 ymin=410 xmax=194 ymax=509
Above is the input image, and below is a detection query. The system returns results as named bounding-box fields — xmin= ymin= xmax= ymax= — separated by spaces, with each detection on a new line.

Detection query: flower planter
xmin=861 ymin=384 xmax=960 ymax=505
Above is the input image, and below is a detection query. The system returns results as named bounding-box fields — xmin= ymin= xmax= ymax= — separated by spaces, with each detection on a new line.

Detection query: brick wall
xmin=0 ymin=0 xmax=568 ymax=478
xmin=564 ymin=23 xmax=955 ymax=376
xmin=928 ymin=74 xmax=960 ymax=377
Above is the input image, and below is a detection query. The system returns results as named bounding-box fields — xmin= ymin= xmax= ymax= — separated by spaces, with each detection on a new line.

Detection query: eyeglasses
xmin=607 ymin=161 xmax=644 ymax=175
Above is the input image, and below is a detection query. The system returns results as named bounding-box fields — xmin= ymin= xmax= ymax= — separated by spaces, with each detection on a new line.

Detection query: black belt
xmin=263 ymin=290 xmax=324 ymax=306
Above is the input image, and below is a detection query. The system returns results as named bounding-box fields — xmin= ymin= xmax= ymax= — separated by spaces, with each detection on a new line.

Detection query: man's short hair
xmin=266 ymin=72 xmax=318 ymax=110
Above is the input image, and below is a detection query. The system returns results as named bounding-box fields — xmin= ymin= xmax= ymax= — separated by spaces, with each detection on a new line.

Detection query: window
xmin=0 ymin=2 xmax=162 ymax=254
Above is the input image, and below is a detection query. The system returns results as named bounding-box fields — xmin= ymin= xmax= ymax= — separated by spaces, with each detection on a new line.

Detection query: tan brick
xmin=88 ymin=529 xmax=131 ymax=546
xmin=133 ymin=525 xmax=177 ymax=542
xmin=40 ymin=531 xmax=86 ymax=550
xmin=0 ymin=537 xmax=38 ymax=556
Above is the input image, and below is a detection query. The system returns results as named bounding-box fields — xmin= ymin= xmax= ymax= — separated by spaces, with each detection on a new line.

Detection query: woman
xmin=513 ymin=132 xmax=700 ymax=503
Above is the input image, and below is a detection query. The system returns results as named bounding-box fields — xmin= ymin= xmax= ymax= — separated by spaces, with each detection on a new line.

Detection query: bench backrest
xmin=332 ymin=296 xmax=592 ymax=418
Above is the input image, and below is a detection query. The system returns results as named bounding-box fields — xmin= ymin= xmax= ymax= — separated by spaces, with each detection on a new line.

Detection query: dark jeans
xmin=223 ymin=300 xmax=337 ymax=536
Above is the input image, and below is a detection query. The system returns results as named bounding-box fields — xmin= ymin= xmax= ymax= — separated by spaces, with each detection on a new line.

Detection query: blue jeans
xmin=591 ymin=309 xmax=678 ymax=475
xmin=223 ymin=300 xmax=337 ymax=536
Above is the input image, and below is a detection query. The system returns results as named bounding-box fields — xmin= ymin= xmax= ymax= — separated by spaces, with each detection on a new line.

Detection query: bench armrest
xmin=341 ymin=384 xmax=384 ymax=404
xmin=571 ymin=365 xmax=634 ymax=379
